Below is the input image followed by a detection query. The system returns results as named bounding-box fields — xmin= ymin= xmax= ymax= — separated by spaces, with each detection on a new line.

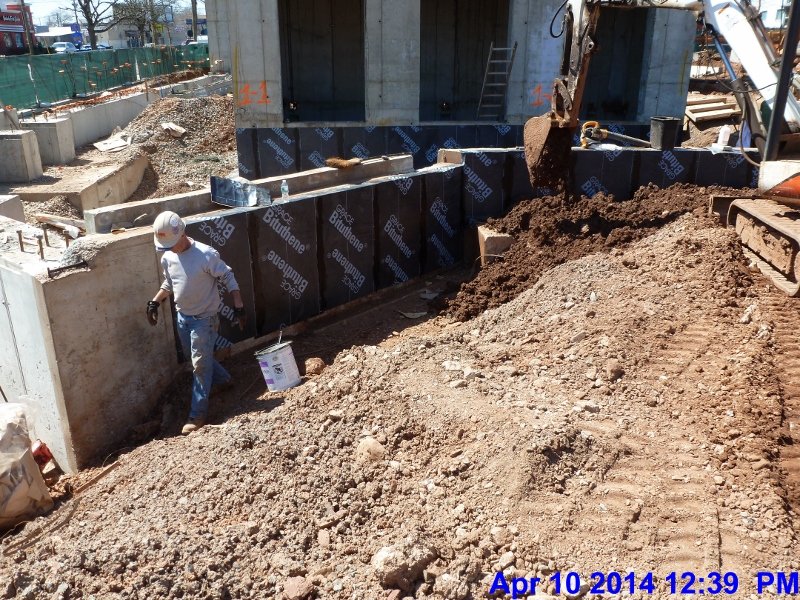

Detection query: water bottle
xmin=280 ymin=179 xmax=289 ymax=200
xmin=717 ymin=124 xmax=732 ymax=147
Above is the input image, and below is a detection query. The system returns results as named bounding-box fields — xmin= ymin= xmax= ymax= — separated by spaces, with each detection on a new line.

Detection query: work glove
xmin=234 ymin=306 xmax=247 ymax=331
xmin=146 ymin=300 xmax=160 ymax=326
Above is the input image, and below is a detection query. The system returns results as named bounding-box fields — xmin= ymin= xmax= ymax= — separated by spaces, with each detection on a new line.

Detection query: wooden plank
xmin=689 ymin=101 xmax=735 ymax=114
xmin=685 ymin=107 xmax=741 ymax=123
xmin=33 ymin=213 xmax=85 ymax=231
xmin=686 ymin=95 xmax=734 ymax=106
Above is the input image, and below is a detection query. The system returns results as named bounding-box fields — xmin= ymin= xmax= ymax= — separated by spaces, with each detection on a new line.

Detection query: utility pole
xmin=191 ymin=0 xmax=198 ymax=42
xmin=149 ymin=0 xmax=157 ymax=44
xmin=17 ymin=0 xmax=34 ymax=55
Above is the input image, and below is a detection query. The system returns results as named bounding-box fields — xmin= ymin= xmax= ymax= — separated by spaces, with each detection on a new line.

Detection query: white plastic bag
xmin=0 ymin=404 xmax=53 ymax=530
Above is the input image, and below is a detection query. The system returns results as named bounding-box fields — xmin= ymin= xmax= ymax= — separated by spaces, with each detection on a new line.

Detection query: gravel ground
xmin=1 ymin=184 xmax=798 ymax=600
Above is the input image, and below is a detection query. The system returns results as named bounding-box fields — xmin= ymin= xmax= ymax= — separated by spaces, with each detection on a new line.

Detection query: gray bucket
xmin=650 ymin=116 xmax=681 ymax=151
xmin=255 ymin=342 xmax=301 ymax=392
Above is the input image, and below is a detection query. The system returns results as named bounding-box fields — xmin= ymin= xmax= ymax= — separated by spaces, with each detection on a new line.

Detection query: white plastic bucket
xmin=255 ymin=342 xmax=301 ymax=392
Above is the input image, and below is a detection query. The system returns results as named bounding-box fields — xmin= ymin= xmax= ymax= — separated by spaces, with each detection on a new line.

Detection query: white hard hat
xmin=153 ymin=211 xmax=185 ymax=249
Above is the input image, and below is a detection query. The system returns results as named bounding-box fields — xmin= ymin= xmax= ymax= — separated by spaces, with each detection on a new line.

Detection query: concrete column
xmin=365 ymin=0 xmax=420 ymax=122
xmin=0 ymin=130 xmax=43 ymax=183
xmin=206 ymin=0 xmax=232 ymax=74
xmin=228 ymin=0 xmax=284 ymax=128
xmin=636 ymin=9 xmax=694 ymax=120
xmin=507 ymin=0 xmax=564 ymax=124
xmin=21 ymin=117 xmax=76 ymax=166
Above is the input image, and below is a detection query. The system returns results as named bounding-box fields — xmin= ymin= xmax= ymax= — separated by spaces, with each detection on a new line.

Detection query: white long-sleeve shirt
xmin=159 ymin=239 xmax=240 ymax=318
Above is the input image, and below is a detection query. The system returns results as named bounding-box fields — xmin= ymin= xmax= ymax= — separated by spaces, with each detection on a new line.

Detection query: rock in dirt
xmin=371 ymin=538 xmax=438 ymax=591
xmin=433 ymin=573 xmax=470 ymax=600
xmin=304 ymin=357 xmax=326 ymax=376
xmin=604 ymin=359 xmax=624 ymax=381
xmin=283 ymin=576 xmax=314 ymax=600
xmin=356 ymin=437 xmax=386 ymax=463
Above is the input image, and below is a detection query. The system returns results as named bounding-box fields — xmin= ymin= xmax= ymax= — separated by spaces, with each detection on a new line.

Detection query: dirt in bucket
xmin=523 ymin=115 xmax=573 ymax=193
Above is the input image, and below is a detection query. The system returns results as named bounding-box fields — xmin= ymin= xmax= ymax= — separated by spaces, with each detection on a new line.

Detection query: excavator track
xmin=728 ymin=198 xmax=800 ymax=296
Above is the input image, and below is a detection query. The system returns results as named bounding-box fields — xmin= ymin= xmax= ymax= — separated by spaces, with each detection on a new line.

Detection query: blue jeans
xmin=176 ymin=313 xmax=231 ymax=420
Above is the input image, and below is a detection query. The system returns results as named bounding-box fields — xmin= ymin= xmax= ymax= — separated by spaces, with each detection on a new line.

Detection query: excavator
xmin=525 ymin=0 xmax=800 ymax=294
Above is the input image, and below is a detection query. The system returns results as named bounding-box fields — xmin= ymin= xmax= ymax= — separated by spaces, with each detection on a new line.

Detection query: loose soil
xmin=443 ymin=184 xmax=759 ymax=322
xmin=123 ymin=96 xmax=237 ymax=200
xmin=2 ymin=183 xmax=798 ymax=600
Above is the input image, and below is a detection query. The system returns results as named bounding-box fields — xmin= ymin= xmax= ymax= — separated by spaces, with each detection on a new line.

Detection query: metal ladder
xmin=476 ymin=41 xmax=517 ymax=120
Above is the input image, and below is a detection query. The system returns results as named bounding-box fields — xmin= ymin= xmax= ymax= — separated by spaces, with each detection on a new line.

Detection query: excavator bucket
xmin=523 ymin=115 xmax=574 ymax=192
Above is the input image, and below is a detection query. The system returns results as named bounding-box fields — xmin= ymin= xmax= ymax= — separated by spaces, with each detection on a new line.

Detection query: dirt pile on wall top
xmin=123 ymin=95 xmax=237 ymax=200
xmin=443 ymin=183 xmax=758 ymax=321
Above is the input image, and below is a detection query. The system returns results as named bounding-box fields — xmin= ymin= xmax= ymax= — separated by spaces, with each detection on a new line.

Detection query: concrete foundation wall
xmin=365 ymin=0 xmax=420 ymax=122
xmin=507 ymin=0 xmax=565 ymax=122
xmin=637 ymin=9 xmax=695 ymax=120
xmin=41 ymin=230 xmax=179 ymax=468
xmin=0 ymin=257 xmax=75 ymax=473
xmin=206 ymin=0 xmax=232 ymax=74
xmin=214 ymin=0 xmax=693 ymax=128
xmin=68 ymin=92 xmax=153 ymax=149
xmin=226 ymin=0 xmax=283 ymax=128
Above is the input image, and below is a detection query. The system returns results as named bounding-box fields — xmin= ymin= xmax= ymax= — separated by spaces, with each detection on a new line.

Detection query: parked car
xmin=188 ymin=35 xmax=208 ymax=45
xmin=51 ymin=42 xmax=77 ymax=53
xmin=77 ymin=43 xmax=112 ymax=52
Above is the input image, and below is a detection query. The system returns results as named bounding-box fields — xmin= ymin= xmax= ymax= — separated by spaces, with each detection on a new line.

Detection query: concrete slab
xmin=8 ymin=153 xmax=149 ymax=212
xmin=20 ymin=117 xmax=76 ymax=165
xmin=0 ymin=195 xmax=24 ymax=222
xmin=0 ymin=130 xmax=43 ymax=183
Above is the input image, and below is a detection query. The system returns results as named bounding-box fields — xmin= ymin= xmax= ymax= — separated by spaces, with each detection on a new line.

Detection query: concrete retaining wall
xmin=0 ymin=225 xmax=180 ymax=472
xmin=0 ymin=248 xmax=76 ymax=473
xmin=40 ymin=230 xmax=179 ymax=469
xmin=68 ymin=92 xmax=153 ymax=149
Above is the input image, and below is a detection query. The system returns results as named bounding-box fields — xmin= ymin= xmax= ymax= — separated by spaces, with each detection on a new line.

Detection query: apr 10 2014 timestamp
xmin=489 ymin=570 xmax=800 ymax=598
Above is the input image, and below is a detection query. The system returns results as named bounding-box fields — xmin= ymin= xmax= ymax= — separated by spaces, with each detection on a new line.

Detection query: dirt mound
xmin=123 ymin=95 xmax=237 ymax=200
xmin=443 ymin=183 xmax=758 ymax=321
xmin=1 ymin=211 xmax=794 ymax=598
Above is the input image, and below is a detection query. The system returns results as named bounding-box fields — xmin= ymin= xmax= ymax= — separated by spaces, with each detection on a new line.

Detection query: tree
xmin=75 ymin=0 xmax=123 ymax=49
xmin=46 ymin=8 xmax=73 ymax=26
xmin=114 ymin=0 xmax=171 ymax=46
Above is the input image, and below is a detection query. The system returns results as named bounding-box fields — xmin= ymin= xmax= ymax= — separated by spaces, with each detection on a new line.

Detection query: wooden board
xmin=685 ymin=106 xmax=742 ymax=123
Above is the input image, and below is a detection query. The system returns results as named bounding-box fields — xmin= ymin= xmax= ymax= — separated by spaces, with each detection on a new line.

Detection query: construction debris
xmin=160 ymin=122 xmax=187 ymax=138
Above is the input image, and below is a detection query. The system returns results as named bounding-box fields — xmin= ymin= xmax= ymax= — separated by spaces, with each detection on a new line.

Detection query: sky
xmin=17 ymin=0 xmax=204 ymax=26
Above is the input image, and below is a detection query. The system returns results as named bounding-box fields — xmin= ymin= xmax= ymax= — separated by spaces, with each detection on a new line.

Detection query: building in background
xmin=0 ymin=2 xmax=36 ymax=55
xmin=758 ymin=0 xmax=791 ymax=29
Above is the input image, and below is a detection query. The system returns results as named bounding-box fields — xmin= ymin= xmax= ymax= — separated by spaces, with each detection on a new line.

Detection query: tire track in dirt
xmin=760 ymin=292 xmax=800 ymax=524
xmin=641 ymin=321 xmax=722 ymax=573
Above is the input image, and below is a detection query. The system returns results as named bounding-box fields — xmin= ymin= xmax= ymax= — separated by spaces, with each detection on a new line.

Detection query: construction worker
xmin=146 ymin=211 xmax=246 ymax=435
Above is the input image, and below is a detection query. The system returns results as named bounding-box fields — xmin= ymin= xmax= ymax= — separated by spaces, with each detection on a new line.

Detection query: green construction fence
xmin=0 ymin=45 xmax=210 ymax=110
